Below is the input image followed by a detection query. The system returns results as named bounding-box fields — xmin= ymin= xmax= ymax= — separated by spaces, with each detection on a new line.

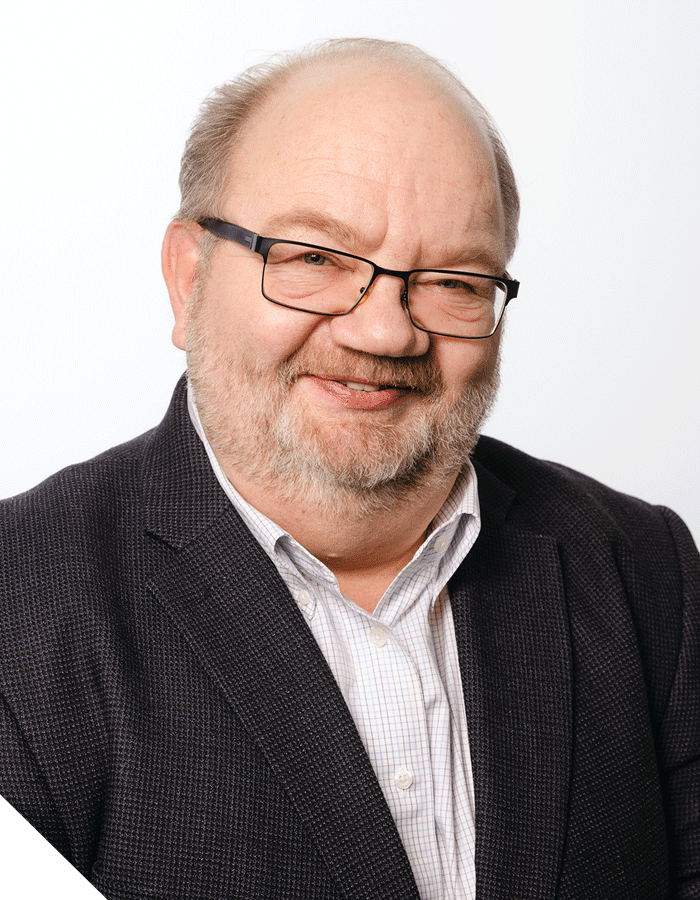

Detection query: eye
xmin=415 ymin=274 xmax=477 ymax=294
xmin=301 ymin=252 xmax=333 ymax=266
xmin=436 ymin=278 xmax=475 ymax=292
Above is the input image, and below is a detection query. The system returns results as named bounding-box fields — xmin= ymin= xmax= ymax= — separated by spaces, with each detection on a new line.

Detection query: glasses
xmin=199 ymin=217 xmax=519 ymax=339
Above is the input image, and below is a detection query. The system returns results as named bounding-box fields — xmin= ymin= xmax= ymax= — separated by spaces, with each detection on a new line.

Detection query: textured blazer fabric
xmin=0 ymin=376 xmax=698 ymax=900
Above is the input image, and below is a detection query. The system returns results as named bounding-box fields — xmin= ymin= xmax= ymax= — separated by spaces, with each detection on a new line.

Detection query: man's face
xmin=181 ymin=63 xmax=507 ymax=508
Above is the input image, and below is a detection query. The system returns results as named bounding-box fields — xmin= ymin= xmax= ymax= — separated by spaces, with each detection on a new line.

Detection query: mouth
xmin=316 ymin=374 xmax=410 ymax=393
xmin=313 ymin=373 xmax=412 ymax=390
xmin=303 ymin=374 xmax=413 ymax=410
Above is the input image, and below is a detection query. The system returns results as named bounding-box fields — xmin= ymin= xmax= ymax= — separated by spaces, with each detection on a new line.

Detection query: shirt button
xmin=434 ymin=534 xmax=449 ymax=553
xmin=368 ymin=627 xmax=387 ymax=648
xmin=394 ymin=768 xmax=414 ymax=790
xmin=297 ymin=589 xmax=311 ymax=607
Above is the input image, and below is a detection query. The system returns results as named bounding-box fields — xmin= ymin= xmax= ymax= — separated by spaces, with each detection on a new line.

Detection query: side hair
xmin=177 ymin=38 xmax=520 ymax=261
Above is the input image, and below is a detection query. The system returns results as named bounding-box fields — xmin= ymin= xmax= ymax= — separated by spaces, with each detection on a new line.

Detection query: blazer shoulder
xmin=0 ymin=376 xmax=222 ymax=589
xmin=473 ymin=434 xmax=691 ymax=554
xmin=0 ymin=424 xmax=171 ymax=639
xmin=0 ymin=426 xmax=156 ymax=539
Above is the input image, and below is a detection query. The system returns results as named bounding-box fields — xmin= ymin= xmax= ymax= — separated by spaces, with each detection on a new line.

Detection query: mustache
xmin=277 ymin=346 xmax=444 ymax=394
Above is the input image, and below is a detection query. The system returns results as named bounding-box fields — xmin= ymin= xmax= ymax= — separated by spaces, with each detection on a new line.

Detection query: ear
xmin=161 ymin=220 xmax=203 ymax=350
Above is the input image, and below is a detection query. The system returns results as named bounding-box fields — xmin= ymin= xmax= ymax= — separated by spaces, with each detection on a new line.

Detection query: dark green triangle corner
xmin=0 ymin=797 xmax=104 ymax=900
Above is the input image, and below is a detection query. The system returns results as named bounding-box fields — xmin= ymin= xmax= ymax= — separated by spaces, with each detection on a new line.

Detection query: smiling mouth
xmin=318 ymin=375 xmax=410 ymax=393
xmin=304 ymin=374 xmax=412 ymax=410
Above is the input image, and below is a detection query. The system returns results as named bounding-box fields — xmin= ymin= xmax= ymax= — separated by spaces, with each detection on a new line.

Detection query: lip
xmin=302 ymin=374 xmax=410 ymax=410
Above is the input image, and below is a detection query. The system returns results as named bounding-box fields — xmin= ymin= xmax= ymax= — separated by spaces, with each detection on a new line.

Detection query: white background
xmin=1 ymin=1 xmax=698 ymax=895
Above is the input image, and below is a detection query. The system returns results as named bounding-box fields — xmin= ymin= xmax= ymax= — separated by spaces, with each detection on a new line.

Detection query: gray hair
xmin=177 ymin=38 xmax=520 ymax=261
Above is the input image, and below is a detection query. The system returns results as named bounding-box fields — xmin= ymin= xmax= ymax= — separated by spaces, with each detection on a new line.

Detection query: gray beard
xmin=186 ymin=311 xmax=499 ymax=519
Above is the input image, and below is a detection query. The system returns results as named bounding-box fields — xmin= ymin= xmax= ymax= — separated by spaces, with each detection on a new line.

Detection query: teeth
xmin=343 ymin=381 xmax=380 ymax=392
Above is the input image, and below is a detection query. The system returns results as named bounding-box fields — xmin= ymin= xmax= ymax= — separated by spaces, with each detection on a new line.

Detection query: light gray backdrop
xmin=3 ymin=0 xmax=698 ymax=541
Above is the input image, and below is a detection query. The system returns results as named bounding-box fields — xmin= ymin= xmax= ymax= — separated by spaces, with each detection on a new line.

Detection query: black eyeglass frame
xmin=199 ymin=217 xmax=519 ymax=339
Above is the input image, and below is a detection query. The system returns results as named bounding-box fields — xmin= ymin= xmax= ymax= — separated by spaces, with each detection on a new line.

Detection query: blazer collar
xmin=140 ymin=375 xmax=231 ymax=549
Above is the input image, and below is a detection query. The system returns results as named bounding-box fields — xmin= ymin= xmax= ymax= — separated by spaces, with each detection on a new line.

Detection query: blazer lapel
xmin=140 ymin=378 xmax=420 ymax=900
xmin=451 ymin=461 xmax=572 ymax=900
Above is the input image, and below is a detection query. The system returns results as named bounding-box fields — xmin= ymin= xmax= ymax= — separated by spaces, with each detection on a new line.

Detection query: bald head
xmin=176 ymin=38 xmax=519 ymax=261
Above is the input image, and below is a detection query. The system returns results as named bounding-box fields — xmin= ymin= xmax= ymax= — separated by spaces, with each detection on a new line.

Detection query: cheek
xmin=203 ymin=268 xmax=324 ymax=367
xmin=435 ymin=335 xmax=500 ymax=392
xmin=247 ymin=299 xmax=332 ymax=368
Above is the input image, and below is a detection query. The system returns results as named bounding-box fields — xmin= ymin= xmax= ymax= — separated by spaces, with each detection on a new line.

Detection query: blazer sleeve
xmin=658 ymin=508 xmax=700 ymax=900
xmin=0 ymin=693 xmax=73 ymax=862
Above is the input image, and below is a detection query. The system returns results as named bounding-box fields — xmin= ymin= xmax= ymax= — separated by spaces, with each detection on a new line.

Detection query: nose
xmin=328 ymin=272 xmax=431 ymax=358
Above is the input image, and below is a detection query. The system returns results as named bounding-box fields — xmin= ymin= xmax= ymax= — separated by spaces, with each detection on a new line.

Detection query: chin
xmin=191 ymin=359 xmax=498 ymax=519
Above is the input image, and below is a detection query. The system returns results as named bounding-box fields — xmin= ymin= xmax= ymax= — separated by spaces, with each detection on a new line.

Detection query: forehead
xmin=223 ymin=60 xmax=505 ymax=261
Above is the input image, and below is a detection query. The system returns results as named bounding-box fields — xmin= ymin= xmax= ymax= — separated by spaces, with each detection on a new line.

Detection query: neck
xmin=225 ymin=465 xmax=460 ymax=613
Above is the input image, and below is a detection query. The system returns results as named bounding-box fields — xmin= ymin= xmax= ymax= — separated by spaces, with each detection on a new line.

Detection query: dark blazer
xmin=0 ymin=377 xmax=698 ymax=900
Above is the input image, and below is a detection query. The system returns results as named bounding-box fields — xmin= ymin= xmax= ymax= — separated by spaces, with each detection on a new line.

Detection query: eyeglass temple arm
xmin=199 ymin=218 xmax=262 ymax=253
xmin=503 ymin=274 xmax=519 ymax=301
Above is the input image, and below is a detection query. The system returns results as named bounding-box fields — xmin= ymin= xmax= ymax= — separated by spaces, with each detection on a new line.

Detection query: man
xmin=0 ymin=37 xmax=697 ymax=900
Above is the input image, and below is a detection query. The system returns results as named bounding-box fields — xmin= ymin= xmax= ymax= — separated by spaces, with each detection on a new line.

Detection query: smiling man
xmin=0 ymin=39 xmax=698 ymax=900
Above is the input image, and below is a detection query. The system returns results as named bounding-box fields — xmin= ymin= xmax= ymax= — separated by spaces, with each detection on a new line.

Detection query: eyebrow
xmin=436 ymin=247 xmax=504 ymax=275
xmin=263 ymin=209 xmax=367 ymax=254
